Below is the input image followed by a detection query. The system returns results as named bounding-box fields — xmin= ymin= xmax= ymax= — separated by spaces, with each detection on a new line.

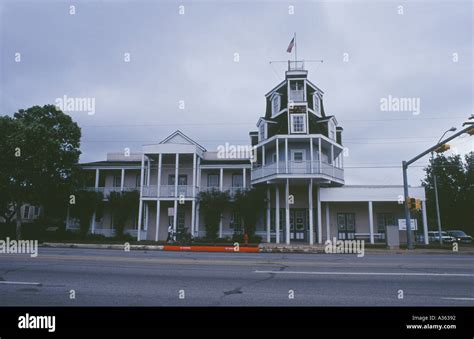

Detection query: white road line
xmin=0 ymin=281 xmax=41 ymax=286
xmin=441 ymin=297 xmax=474 ymax=301
xmin=254 ymin=270 xmax=474 ymax=277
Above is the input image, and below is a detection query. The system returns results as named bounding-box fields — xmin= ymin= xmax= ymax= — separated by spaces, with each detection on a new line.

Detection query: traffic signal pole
xmin=402 ymin=125 xmax=473 ymax=249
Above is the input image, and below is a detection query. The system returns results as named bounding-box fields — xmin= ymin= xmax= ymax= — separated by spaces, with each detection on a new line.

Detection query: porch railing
xmin=251 ymin=160 xmax=344 ymax=182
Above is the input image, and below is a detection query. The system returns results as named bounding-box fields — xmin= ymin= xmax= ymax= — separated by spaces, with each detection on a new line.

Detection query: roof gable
xmin=159 ymin=130 xmax=206 ymax=151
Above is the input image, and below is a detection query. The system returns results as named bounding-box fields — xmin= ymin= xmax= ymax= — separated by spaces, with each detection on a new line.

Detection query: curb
xmin=41 ymin=242 xmax=259 ymax=253
xmin=41 ymin=243 xmax=474 ymax=255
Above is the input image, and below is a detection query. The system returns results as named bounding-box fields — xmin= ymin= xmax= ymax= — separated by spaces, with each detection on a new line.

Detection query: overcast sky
xmin=1 ymin=0 xmax=472 ymax=186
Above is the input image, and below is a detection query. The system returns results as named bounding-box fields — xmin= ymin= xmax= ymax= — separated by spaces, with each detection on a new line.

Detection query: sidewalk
xmin=40 ymin=242 xmax=474 ymax=254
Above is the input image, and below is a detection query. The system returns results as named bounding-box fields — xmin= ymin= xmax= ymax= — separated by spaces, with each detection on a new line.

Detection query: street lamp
xmin=431 ymin=127 xmax=456 ymax=245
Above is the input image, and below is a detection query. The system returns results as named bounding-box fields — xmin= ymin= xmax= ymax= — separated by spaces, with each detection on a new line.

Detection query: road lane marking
xmin=0 ymin=281 xmax=41 ymax=286
xmin=255 ymin=270 xmax=474 ymax=277
xmin=441 ymin=297 xmax=474 ymax=301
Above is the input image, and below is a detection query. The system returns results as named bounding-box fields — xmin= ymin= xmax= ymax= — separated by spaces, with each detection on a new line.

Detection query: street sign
xmin=398 ymin=219 xmax=417 ymax=231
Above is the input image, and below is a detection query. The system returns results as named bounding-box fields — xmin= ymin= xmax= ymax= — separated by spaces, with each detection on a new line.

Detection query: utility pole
xmin=402 ymin=122 xmax=473 ymax=249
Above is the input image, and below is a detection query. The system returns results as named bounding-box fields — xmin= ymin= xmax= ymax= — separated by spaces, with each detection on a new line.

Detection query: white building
xmin=69 ymin=61 xmax=429 ymax=245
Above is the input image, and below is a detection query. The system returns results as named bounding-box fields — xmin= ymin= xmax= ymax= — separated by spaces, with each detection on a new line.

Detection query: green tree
xmin=422 ymin=152 xmax=473 ymax=235
xmin=69 ymin=190 xmax=104 ymax=236
xmin=232 ymin=187 xmax=267 ymax=240
xmin=107 ymin=190 xmax=139 ymax=238
xmin=0 ymin=106 xmax=81 ymax=239
xmin=197 ymin=189 xmax=230 ymax=241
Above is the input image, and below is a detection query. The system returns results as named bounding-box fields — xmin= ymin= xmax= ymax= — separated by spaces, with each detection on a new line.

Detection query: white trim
xmin=290 ymin=113 xmax=307 ymax=134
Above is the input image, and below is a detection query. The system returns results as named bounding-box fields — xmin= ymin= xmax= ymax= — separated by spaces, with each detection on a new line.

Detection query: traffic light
xmin=435 ymin=144 xmax=450 ymax=153
xmin=407 ymin=197 xmax=421 ymax=211
xmin=415 ymin=199 xmax=422 ymax=210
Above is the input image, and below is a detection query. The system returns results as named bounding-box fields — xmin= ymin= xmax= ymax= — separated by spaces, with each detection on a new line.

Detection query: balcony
xmin=83 ymin=186 xmax=139 ymax=198
xmin=251 ymin=160 xmax=344 ymax=182
xmin=142 ymin=185 xmax=196 ymax=198
xmin=200 ymin=186 xmax=248 ymax=197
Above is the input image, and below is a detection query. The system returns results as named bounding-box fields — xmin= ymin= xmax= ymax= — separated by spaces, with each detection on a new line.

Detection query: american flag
xmin=286 ymin=37 xmax=295 ymax=53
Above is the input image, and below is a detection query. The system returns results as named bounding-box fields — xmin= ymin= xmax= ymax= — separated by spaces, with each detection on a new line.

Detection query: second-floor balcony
xmin=142 ymin=185 xmax=196 ymax=198
xmin=251 ymin=160 xmax=344 ymax=183
xmin=200 ymin=186 xmax=248 ymax=197
xmin=83 ymin=186 xmax=139 ymax=198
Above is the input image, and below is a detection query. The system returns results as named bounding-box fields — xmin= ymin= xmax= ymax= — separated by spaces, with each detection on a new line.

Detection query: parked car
xmin=446 ymin=230 xmax=472 ymax=244
xmin=428 ymin=231 xmax=456 ymax=243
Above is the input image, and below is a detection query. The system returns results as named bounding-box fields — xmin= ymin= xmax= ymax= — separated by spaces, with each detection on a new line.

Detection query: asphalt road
xmin=0 ymin=248 xmax=473 ymax=306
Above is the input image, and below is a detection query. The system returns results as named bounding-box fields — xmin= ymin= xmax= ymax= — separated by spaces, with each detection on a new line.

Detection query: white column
xmin=196 ymin=203 xmax=200 ymax=236
xmin=422 ymin=200 xmax=429 ymax=245
xmin=219 ymin=166 xmax=223 ymax=238
xmin=66 ymin=206 xmax=70 ymax=229
xmin=275 ymin=185 xmax=280 ymax=244
xmin=310 ymin=137 xmax=314 ymax=173
xmin=368 ymin=201 xmax=374 ymax=244
xmin=155 ymin=200 xmax=161 ymax=241
xmin=191 ymin=200 xmax=196 ymax=237
xmin=285 ymin=138 xmax=289 ymax=173
xmin=331 ymin=144 xmax=334 ymax=176
xmin=174 ymin=154 xmax=179 ymax=198
xmin=276 ymin=139 xmax=280 ymax=174
xmin=137 ymin=154 xmax=145 ymax=241
xmin=157 ymin=154 xmax=162 ymax=197
xmin=243 ymin=168 xmax=246 ymax=188
xmin=262 ymin=145 xmax=266 ymax=166
xmin=92 ymin=168 xmax=99 ymax=234
xmin=266 ymin=188 xmax=271 ymax=243
xmin=192 ymin=154 xmax=197 ymax=195
xmin=325 ymin=203 xmax=330 ymax=241
xmin=120 ymin=168 xmax=125 ymax=191
xmin=173 ymin=199 xmax=178 ymax=232
xmin=285 ymin=178 xmax=290 ymax=245
xmin=144 ymin=202 xmax=148 ymax=232
xmin=95 ymin=168 xmax=100 ymax=188
xmin=219 ymin=168 xmax=223 ymax=191
xmin=308 ymin=179 xmax=314 ymax=245
xmin=317 ymin=185 xmax=322 ymax=244
xmin=318 ymin=138 xmax=322 ymax=173
xmin=147 ymin=158 xmax=151 ymax=186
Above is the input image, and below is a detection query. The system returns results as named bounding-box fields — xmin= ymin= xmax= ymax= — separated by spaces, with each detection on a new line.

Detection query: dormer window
xmin=272 ymin=95 xmax=280 ymax=116
xmin=259 ymin=122 xmax=266 ymax=141
xmin=313 ymin=93 xmax=321 ymax=116
xmin=290 ymin=114 xmax=306 ymax=133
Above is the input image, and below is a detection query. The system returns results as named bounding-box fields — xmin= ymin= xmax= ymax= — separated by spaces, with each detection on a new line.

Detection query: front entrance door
xmin=290 ymin=209 xmax=306 ymax=241
xmin=337 ymin=213 xmax=355 ymax=240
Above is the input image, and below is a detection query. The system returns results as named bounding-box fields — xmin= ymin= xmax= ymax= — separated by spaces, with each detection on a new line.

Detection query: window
xmin=289 ymin=80 xmax=305 ymax=102
xmin=34 ymin=206 xmax=40 ymax=216
xmin=313 ymin=93 xmax=321 ymax=115
xmin=169 ymin=175 xmax=187 ymax=185
xmin=135 ymin=174 xmax=141 ymax=187
xmin=230 ymin=211 xmax=242 ymax=231
xmin=290 ymin=114 xmax=306 ymax=133
xmin=232 ymin=174 xmax=243 ymax=188
xmin=292 ymin=151 xmax=304 ymax=162
xmin=113 ymin=175 xmax=121 ymax=187
xmin=207 ymin=174 xmax=219 ymax=188
xmin=177 ymin=209 xmax=185 ymax=231
xmin=23 ymin=206 xmax=30 ymax=219
xmin=272 ymin=95 xmax=280 ymax=116
xmin=259 ymin=122 xmax=266 ymax=141
xmin=377 ymin=213 xmax=395 ymax=233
